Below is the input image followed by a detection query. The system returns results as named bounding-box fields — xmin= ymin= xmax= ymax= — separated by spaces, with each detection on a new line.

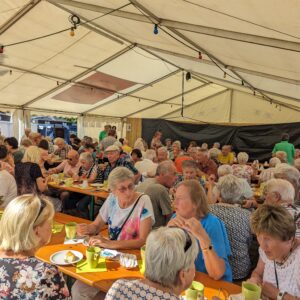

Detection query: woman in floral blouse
xmin=0 ymin=194 xmax=70 ymax=299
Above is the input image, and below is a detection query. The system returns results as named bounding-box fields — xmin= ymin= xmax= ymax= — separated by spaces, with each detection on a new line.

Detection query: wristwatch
xmin=277 ymin=291 xmax=286 ymax=300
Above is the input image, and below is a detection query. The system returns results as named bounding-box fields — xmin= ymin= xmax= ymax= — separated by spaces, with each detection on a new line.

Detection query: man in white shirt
xmin=135 ymin=149 xmax=158 ymax=178
xmin=0 ymin=170 xmax=17 ymax=208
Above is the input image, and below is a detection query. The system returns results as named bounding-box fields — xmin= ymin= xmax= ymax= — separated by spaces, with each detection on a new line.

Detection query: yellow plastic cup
xmin=65 ymin=222 xmax=77 ymax=239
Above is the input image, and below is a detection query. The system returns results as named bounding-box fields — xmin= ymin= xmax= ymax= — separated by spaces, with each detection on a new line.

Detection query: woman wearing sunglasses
xmin=169 ymin=180 xmax=232 ymax=282
xmin=0 ymin=195 xmax=70 ymax=299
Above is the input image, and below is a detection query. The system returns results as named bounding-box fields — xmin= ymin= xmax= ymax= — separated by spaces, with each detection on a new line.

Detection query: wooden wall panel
xmin=126 ymin=118 xmax=142 ymax=147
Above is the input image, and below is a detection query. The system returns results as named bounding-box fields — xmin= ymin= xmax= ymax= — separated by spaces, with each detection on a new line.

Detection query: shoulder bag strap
xmin=114 ymin=193 xmax=144 ymax=240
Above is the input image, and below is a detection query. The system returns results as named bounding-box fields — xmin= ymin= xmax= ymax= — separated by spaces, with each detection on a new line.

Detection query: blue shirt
xmin=172 ymin=213 xmax=232 ymax=282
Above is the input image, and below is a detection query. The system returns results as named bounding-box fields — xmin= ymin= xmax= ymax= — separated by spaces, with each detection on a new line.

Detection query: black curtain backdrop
xmin=142 ymin=119 xmax=300 ymax=161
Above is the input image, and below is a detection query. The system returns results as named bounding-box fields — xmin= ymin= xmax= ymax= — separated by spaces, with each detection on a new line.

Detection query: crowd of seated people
xmin=0 ymin=128 xmax=300 ymax=299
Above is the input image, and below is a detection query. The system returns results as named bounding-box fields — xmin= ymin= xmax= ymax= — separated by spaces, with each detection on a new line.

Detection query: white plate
xmin=50 ymin=250 xmax=83 ymax=266
xmin=90 ymin=183 xmax=104 ymax=188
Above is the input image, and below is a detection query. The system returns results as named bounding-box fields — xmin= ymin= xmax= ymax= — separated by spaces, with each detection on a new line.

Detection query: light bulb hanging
xmin=153 ymin=24 xmax=159 ymax=35
xmin=198 ymin=52 xmax=202 ymax=59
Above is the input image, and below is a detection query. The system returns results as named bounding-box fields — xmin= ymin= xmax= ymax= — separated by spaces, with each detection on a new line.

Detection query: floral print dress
xmin=0 ymin=257 xmax=71 ymax=299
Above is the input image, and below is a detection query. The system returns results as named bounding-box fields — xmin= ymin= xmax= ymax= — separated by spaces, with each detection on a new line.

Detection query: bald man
xmin=49 ymin=149 xmax=81 ymax=177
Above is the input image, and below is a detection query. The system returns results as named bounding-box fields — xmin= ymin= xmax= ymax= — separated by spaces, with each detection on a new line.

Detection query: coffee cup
xmin=242 ymin=282 xmax=261 ymax=300
xmin=140 ymin=245 xmax=146 ymax=274
xmin=86 ymin=246 xmax=101 ymax=268
xmin=186 ymin=281 xmax=204 ymax=300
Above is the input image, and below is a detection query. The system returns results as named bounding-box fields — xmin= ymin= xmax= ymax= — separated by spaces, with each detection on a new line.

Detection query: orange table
xmin=48 ymin=182 xmax=109 ymax=199
xmin=36 ymin=213 xmax=241 ymax=298
xmin=48 ymin=182 xmax=109 ymax=220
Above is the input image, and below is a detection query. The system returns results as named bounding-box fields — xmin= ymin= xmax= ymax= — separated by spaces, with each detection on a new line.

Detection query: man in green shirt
xmin=99 ymin=124 xmax=111 ymax=141
xmin=272 ymin=133 xmax=295 ymax=165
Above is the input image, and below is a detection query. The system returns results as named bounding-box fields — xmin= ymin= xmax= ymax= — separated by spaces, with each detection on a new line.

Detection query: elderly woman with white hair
xmin=274 ymin=163 xmax=300 ymax=205
xmin=135 ymin=149 xmax=158 ymax=178
xmin=264 ymin=178 xmax=300 ymax=238
xmin=207 ymin=165 xmax=253 ymax=204
xmin=105 ymin=227 xmax=198 ymax=299
xmin=232 ymin=152 xmax=255 ymax=184
xmin=249 ymin=205 xmax=300 ymax=299
xmin=72 ymin=167 xmax=155 ymax=299
xmin=259 ymin=157 xmax=281 ymax=183
xmin=210 ymin=174 xmax=253 ymax=280
xmin=0 ymin=195 xmax=70 ymax=299
xmin=169 ymin=180 xmax=232 ymax=282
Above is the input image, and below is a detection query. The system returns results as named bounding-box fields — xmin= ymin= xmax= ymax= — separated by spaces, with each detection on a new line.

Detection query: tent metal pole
xmin=229 ymin=89 xmax=233 ymax=123
xmin=194 ymin=71 xmax=300 ymax=106
xmin=159 ymin=89 xmax=229 ymax=118
xmin=50 ymin=0 xmax=300 ymax=52
xmin=137 ymin=44 xmax=300 ymax=86
xmin=124 ymin=82 xmax=211 ymax=118
xmin=0 ymin=0 xmax=41 ymax=35
xmin=21 ymin=45 xmax=135 ymax=108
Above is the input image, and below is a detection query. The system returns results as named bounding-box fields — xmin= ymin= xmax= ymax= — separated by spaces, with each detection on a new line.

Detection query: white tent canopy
xmin=1 ymin=0 xmax=300 ymax=125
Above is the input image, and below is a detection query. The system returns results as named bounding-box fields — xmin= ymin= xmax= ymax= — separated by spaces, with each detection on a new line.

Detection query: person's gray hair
xmin=53 ymin=137 xmax=65 ymax=145
xmin=275 ymin=151 xmax=287 ymax=163
xmin=274 ymin=164 xmax=300 ymax=187
xmin=213 ymin=142 xmax=220 ymax=149
xmin=145 ymin=149 xmax=156 ymax=161
xmin=108 ymin=167 xmax=134 ymax=190
xmin=237 ymin=152 xmax=249 ymax=164
xmin=145 ymin=227 xmax=198 ymax=288
xmin=156 ymin=160 xmax=175 ymax=176
xmin=265 ymin=178 xmax=295 ymax=204
xmin=208 ymin=148 xmax=220 ymax=159
xmin=217 ymin=164 xmax=233 ymax=177
xmin=216 ymin=174 xmax=243 ymax=204
xmin=293 ymin=158 xmax=300 ymax=171
xmin=172 ymin=140 xmax=181 ymax=149
xmin=269 ymin=157 xmax=281 ymax=167
xmin=157 ymin=146 xmax=168 ymax=154
xmin=79 ymin=152 xmax=93 ymax=163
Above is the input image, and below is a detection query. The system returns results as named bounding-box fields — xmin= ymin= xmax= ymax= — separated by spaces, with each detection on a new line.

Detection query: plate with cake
xmin=50 ymin=250 xmax=83 ymax=265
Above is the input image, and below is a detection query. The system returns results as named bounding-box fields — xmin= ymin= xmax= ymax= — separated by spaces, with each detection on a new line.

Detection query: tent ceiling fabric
xmin=0 ymin=0 xmax=300 ymax=124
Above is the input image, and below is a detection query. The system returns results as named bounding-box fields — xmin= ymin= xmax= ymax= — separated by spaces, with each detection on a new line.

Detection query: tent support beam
xmin=194 ymin=72 xmax=300 ymax=113
xmin=82 ymin=69 xmax=180 ymax=114
xmin=50 ymin=0 xmax=300 ymax=53
xmin=194 ymin=71 xmax=300 ymax=105
xmin=160 ymin=89 xmax=229 ymax=118
xmin=21 ymin=45 xmax=135 ymax=108
xmin=229 ymin=89 xmax=233 ymax=123
xmin=137 ymin=44 xmax=300 ymax=86
xmin=0 ymin=0 xmax=41 ymax=35
xmin=0 ymin=63 xmax=173 ymax=105
xmin=124 ymin=82 xmax=211 ymax=118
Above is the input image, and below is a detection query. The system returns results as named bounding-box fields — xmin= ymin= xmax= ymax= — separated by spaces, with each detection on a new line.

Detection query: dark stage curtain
xmin=142 ymin=119 xmax=300 ymax=161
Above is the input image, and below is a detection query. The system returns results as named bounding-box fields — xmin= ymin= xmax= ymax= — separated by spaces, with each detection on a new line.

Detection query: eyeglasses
xmin=117 ymin=183 xmax=135 ymax=193
xmin=34 ymin=200 xmax=46 ymax=223
xmin=170 ymin=226 xmax=192 ymax=252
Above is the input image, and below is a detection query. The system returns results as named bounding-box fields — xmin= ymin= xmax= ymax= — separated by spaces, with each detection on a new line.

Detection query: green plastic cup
xmin=86 ymin=246 xmax=101 ymax=268
xmin=242 ymin=282 xmax=261 ymax=300
xmin=140 ymin=245 xmax=146 ymax=274
xmin=65 ymin=222 xmax=77 ymax=239
xmin=186 ymin=281 xmax=204 ymax=300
